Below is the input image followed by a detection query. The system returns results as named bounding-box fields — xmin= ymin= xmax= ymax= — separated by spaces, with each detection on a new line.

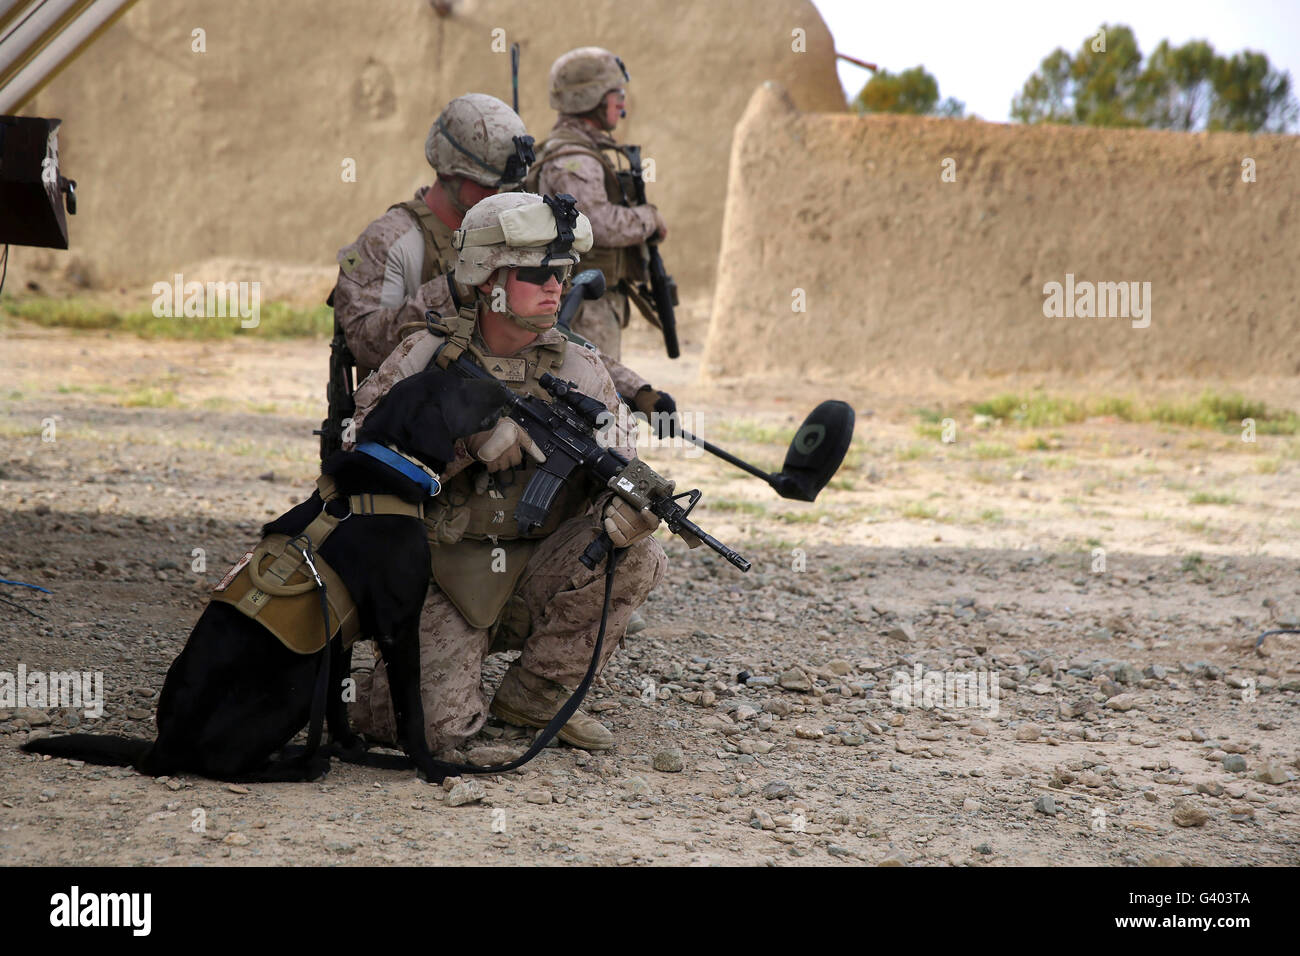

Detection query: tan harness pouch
xmin=430 ymin=537 xmax=538 ymax=630
xmin=211 ymin=533 xmax=360 ymax=654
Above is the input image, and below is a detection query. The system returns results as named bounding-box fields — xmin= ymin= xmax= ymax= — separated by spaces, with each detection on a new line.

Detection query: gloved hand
xmin=634 ymin=386 xmax=678 ymax=438
xmin=464 ymin=419 xmax=545 ymax=473
xmin=644 ymin=205 xmax=668 ymax=242
xmin=603 ymin=496 xmax=661 ymax=548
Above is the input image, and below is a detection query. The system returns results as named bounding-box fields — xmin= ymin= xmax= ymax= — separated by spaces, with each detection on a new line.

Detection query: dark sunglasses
xmin=515 ymin=265 xmax=570 ymax=285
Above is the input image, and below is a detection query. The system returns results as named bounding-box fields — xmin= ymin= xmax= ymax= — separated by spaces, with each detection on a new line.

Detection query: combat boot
xmin=490 ymin=663 xmax=614 ymax=751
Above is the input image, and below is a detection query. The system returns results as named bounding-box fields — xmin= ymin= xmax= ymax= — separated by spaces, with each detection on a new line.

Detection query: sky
xmin=811 ymin=0 xmax=1300 ymax=122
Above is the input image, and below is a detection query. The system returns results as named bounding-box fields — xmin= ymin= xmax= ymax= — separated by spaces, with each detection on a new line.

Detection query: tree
xmin=1136 ymin=39 xmax=1218 ymax=131
xmin=854 ymin=65 xmax=965 ymax=118
xmin=1211 ymin=51 xmax=1298 ymax=133
xmin=1012 ymin=24 xmax=1298 ymax=133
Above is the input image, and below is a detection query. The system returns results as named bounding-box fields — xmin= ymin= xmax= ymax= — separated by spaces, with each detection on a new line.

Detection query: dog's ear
xmin=439 ymin=378 xmax=511 ymax=437
xmin=402 ymin=376 xmax=509 ymax=468
xmin=362 ymin=371 xmax=509 ymax=471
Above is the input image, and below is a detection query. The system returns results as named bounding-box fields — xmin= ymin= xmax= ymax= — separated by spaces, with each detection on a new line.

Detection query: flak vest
xmin=526 ymin=129 xmax=647 ymax=285
xmin=389 ymin=197 xmax=455 ymax=285
xmin=421 ymin=305 xmax=592 ymax=629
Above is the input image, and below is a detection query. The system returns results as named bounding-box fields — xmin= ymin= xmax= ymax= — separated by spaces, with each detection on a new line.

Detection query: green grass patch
xmin=1188 ymin=491 xmax=1237 ymax=506
xmin=704 ymin=498 xmax=767 ymax=517
xmin=971 ymin=442 xmax=1014 ymax=459
xmin=972 ymin=390 xmax=1298 ymax=435
xmin=901 ymin=501 xmax=939 ymax=520
xmin=1 ymin=296 xmax=333 ymax=339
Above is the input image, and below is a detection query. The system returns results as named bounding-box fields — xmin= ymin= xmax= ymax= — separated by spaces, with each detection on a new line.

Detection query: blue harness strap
xmin=354 ymin=442 xmax=442 ymax=496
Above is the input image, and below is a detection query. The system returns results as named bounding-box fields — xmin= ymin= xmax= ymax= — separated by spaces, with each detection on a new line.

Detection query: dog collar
xmin=355 ymin=442 xmax=442 ymax=496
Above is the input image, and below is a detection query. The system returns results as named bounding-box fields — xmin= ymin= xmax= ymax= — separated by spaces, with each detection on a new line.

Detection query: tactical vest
xmin=388 ymin=195 xmax=455 ymax=284
xmin=527 ymin=128 xmax=646 ymax=285
xmin=421 ymin=304 xmax=592 ymax=629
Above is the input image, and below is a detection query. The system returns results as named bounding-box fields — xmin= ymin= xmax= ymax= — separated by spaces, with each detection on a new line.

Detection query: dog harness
xmin=211 ymin=461 xmax=435 ymax=655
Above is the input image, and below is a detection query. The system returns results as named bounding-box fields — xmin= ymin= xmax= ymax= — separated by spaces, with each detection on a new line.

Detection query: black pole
xmin=676 ymin=426 xmax=780 ymax=489
xmin=510 ymin=43 xmax=520 ymax=113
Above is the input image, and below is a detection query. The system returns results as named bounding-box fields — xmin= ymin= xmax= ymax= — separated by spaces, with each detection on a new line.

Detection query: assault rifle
xmin=617 ymin=144 xmax=680 ymax=359
xmin=314 ymin=311 xmax=356 ymax=463
xmin=435 ymin=346 xmax=749 ymax=572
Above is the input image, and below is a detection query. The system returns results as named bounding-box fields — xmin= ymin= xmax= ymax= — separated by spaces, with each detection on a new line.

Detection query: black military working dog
xmin=23 ymin=368 xmax=507 ymax=783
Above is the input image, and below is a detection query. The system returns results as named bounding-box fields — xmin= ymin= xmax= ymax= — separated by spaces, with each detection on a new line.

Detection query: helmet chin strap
xmin=490 ymin=269 xmax=555 ymax=334
xmin=439 ymin=176 xmax=471 ymax=216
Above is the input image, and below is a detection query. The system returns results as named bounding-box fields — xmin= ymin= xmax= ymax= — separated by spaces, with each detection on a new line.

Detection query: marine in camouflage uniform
xmin=347 ymin=192 xmax=666 ymax=755
xmin=528 ymin=47 xmax=677 ymax=425
xmin=331 ymin=92 xmax=660 ymax=403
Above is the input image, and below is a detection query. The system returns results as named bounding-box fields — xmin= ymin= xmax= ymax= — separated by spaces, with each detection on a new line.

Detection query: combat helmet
xmin=452 ymin=191 xmax=593 ymax=331
xmin=548 ymin=47 xmax=630 ymax=114
xmin=425 ymin=93 xmax=535 ymax=189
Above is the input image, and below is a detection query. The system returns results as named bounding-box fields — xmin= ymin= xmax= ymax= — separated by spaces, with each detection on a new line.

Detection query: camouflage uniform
xmin=347 ymin=325 xmax=666 ymax=754
xmin=530 ymin=116 xmax=661 ymax=362
xmin=331 ymin=186 xmax=456 ymax=375
xmin=529 ymin=47 xmax=664 ymax=364
xmin=332 ymin=91 xmax=649 ymax=393
xmin=347 ymin=193 xmax=665 ymax=755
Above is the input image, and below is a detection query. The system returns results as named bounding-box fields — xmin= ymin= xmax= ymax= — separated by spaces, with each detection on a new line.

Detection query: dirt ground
xmin=1 ymin=318 xmax=1298 ymax=866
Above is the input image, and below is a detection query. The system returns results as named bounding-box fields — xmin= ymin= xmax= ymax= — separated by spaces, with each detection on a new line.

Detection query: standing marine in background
xmin=528 ymin=46 xmax=677 ymax=426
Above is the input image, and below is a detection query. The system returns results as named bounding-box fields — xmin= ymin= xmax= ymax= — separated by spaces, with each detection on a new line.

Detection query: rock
xmin=325 ymin=840 xmax=355 ymax=854
xmin=974 ymin=843 xmax=993 ymax=855
xmin=886 ymin=624 xmax=915 ymax=643
xmin=750 ymin=808 xmax=775 ymax=830
xmin=962 ymin=798 xmax=980 ymax=812
xmin=877 ymin=852 xmax=908 ymax=866
xmin=468 ymin=744 xmax=518 ymax=766
xmin=1033 ymin=795 xmax=1057 ymax=815
xmin=1172 ymin=800 xmax=1209 ymax=828
xmin=446 ymin=780 xmax=486 ymax=807
xmin=526 ymin=789 xmax=552 ymax=805
xmin=764 ymin=698 xmax=793 ymax=717
xmin=762 ymin=781 xmax=794 ymax=800
xmin=1195 ymin=781 xmax=1225 ymax=797
xmin=1255 ymin=764 xmax=1291 ymax=786
xmin=1015 ymin=724 xmax=1042 ymax=741
xmin=222 ymin=832 xmax=250 ymax=846
xmin=827 ymin=659 xmax=852 ymax=676
xmin=778 ymin=669 xmax=812 ymax=692
xmin=652 ymin=748 xmax=684 ymax=773
xmin=626 ymin=775 xmax=652 ymax=796
xmin=1222 ymin=754 xmax=1247 ymax=773
xmin=14 ymin=708 xmax=50 ymax=727
xmin=1105 ymin=694 xmax=1138 ymax=712
xmin=1144 ymin=664 xmax=1167 ymax=680
xmin=1143 ymin=790 xmax=1159 ymax=803
xmin=969 ymin=721 xmax=990 ymax=737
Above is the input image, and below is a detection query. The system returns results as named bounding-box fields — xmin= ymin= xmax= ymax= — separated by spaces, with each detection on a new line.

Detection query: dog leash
xmin=287 ymin=534 xmax=334 ymax=771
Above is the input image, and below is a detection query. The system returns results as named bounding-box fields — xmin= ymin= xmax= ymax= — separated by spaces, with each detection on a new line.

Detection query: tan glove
xmin=464 ymin=419 xmax=545 ymax=473
xmin=643 ymin=204 xmax=667 ymax=241
xmin=603 ymin=496 xmax=661 ymax=548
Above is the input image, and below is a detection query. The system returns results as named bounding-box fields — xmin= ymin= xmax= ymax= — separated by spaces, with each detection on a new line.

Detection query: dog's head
xmin=359 ymin=368 xmax=509 ymax=471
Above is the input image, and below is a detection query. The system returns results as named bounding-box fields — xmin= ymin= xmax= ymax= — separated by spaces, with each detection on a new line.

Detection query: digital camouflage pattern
xmin=332 ymin=187 xmax=457 ymax=374
xmin=350 ymin=511 xmax=665 ymax=754
xmin=424 ymin=93 xmax=530 ymax=187
xmin=344 ymin=307 xmax=663 ymax=752
xmin=548 ymin=46 xmax=629 ymax=114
